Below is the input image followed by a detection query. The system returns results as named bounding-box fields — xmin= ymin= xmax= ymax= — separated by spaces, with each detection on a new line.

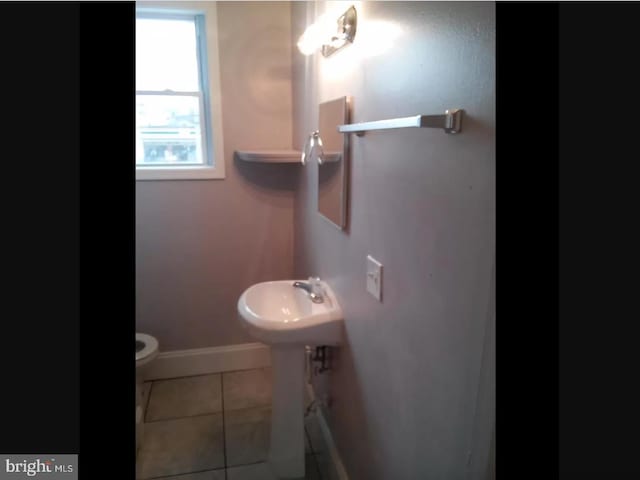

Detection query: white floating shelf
xmin=235 ymin=150 xmax=301 ymax=163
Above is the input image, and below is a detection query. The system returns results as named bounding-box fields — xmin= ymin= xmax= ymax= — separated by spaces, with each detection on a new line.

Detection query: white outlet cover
xmin=366 ymin=255 xmax=383 ymax=301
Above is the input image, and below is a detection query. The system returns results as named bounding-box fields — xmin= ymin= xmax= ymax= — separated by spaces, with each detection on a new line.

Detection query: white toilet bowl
xmin=136 ymin=333 xmax=159 ymax=369
xmin=136 ymin=333 xmax=159 ymax=455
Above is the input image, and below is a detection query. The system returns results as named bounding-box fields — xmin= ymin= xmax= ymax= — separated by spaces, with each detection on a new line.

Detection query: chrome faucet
xmin=293 ymin=280 xmax=324 ymax=303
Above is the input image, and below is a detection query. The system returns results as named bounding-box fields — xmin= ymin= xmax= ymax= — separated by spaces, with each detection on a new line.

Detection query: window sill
xmin=136 ymin=165 xmax=225 ymax=181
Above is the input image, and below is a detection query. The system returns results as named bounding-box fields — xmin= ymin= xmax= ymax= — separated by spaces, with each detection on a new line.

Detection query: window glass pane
xmin=136 ymin=95 xmax=203 ymax=165
xmin=136 ymin=17 xmax=199 ymax=92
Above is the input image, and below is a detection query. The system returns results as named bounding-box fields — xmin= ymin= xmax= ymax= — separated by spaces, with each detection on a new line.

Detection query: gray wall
xmin=136 ymin=2 xmax=296 ymax=351
xmin=291 ymin=2 xmax=495 ymax=479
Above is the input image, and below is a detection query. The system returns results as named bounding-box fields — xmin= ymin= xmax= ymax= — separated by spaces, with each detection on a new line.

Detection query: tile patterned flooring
xmin=136 ymin=368 xmax=331 ymax=480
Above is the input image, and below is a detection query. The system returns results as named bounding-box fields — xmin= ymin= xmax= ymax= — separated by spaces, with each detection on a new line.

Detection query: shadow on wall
xmin=233 ymin=154 xmax=299 ymax=191
xmin=459 ymin=112 xmax=493 ymax=141
xmin=323 ymin=344 xmax=381 ymax=479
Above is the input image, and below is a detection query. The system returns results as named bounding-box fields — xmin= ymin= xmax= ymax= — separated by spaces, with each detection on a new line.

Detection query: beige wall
xmin=136 ymin=2 xmax=296 ymax=350
xmin=292 ymin=2 xmax=495 ymax=478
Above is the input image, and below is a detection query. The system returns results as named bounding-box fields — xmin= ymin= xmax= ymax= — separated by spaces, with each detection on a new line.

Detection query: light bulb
xmin=297 ymin=14 xmax=335 ymax=56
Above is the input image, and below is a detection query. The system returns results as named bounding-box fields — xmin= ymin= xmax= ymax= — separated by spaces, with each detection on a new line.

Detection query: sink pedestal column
xmin=268 ymin=345 xmax=305 ymax=478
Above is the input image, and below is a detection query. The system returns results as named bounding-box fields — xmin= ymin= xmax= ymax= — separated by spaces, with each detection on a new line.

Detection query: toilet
xmin=136 ymin=333 xmax=159 ymax=454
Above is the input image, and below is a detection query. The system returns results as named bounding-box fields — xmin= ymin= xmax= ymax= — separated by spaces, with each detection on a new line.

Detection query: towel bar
xmin=337 ymin=109 xmax=463 ymax=136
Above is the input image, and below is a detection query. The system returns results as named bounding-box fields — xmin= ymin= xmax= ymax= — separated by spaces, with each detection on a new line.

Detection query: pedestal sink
xmin=237 ymin=279 xmax=343 ymax=479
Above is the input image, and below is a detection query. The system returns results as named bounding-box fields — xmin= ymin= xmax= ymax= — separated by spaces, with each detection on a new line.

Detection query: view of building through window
xmin=136 ymin=95 xmax=201 ymax=163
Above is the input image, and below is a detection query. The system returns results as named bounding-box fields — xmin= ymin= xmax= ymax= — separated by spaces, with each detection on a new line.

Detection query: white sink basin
xmin=237 ymin=280 xmax=343 ymax=346
xmin=237 ymin=279 xmax=343 ymax=478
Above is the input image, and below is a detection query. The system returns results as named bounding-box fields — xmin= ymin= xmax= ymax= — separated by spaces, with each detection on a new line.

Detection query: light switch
xmin=366 ymin=255 xmax=383 ymax=301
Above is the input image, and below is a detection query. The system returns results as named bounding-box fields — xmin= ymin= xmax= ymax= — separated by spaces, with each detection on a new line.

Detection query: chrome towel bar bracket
xmin=337 ymin=109 xmax=463 ymax=136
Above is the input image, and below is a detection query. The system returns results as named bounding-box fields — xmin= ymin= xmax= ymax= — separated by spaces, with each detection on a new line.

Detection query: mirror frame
xmin=317 ymin=96 xmax=351 ymax=230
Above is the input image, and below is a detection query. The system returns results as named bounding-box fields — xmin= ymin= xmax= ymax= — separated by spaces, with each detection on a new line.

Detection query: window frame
xmin=136 ymin=4 xmax=225 ymax=181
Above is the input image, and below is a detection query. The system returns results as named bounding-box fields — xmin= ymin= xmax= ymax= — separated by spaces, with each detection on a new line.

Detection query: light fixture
xmin=297 ymin=5 xmax=357 ymax=58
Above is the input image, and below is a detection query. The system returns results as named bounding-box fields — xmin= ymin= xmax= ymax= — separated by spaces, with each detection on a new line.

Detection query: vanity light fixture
xmin=297 ymin=5 xmax=357 ymax=57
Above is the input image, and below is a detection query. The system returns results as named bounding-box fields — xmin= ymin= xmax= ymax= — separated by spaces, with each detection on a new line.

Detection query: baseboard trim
xmin=144 ymin=342 xmax=271 ymax=380
xmin=306 ymin=384 xmax=350 ymax=480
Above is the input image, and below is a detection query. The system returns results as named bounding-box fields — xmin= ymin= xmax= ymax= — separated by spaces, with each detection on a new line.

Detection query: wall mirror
xmin=318 ymin=96 xmax=351 ymax=229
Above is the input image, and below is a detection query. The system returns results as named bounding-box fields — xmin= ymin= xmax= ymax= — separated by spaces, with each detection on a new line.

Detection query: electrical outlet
xmin=366 ymin=255 xmax=383 ymax=301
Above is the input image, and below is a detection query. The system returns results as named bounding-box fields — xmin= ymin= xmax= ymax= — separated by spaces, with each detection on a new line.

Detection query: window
xmin=136 ymin=7 xmax=225 ymax=180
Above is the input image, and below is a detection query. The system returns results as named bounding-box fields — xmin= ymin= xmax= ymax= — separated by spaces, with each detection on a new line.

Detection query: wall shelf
xmin=235 ymin=150 xmax=301 ymax=163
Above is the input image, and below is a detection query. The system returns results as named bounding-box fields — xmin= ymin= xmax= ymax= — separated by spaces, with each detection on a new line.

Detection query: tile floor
xmin=137 ymin=368 xmax=333 ymax=480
